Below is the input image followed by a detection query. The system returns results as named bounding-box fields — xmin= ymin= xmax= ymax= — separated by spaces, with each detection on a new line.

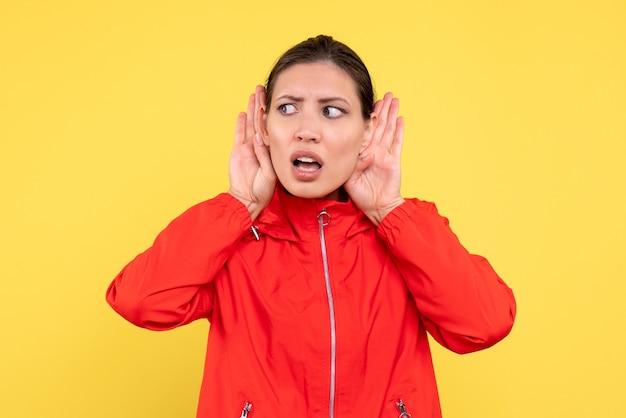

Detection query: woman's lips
xmin=291 ymin=151 xmax=323 ymax=181
xmin=294 ymin=157 xmax=321 ymax=171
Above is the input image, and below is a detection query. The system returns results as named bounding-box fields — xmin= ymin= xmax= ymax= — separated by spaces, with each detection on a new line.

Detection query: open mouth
xmin=293 ymin=156 xmax=322 ymax=172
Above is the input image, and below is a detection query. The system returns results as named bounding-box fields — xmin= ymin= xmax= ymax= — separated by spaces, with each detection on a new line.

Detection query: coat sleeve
xmin=106 ymin=193 xmax=252 ymax=330
xmin=376 ymin=199 xmax=516 ymax=354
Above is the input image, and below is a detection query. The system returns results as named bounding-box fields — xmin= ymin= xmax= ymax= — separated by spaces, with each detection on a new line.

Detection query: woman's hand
xmin=344 ymin=93 xmax=405 ymax=225
xmin=228 ymin=86 xmax=276 ymax=221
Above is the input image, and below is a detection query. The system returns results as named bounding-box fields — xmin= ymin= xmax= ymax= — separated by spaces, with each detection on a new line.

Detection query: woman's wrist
xmin=228 ymin=191 xmax=262 ymax=221
xmin=366 ymin=197 xmax=405 ymax=226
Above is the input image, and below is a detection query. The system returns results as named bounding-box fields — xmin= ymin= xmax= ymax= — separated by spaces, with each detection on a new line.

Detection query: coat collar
xmin=254 ymin=187 xmax=374 ymax=241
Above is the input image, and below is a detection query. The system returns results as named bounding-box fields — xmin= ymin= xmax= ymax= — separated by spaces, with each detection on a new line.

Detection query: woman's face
xmin=260 ymin=61 xmax=376 ymax=201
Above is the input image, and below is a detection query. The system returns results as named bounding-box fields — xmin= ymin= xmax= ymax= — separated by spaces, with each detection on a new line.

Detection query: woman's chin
xmin=281 ymin=183 xmax=346 ymax=201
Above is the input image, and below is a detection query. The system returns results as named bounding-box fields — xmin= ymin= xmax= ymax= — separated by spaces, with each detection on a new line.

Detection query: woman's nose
xmin=295 ymin=113 xmax=320 ymax=142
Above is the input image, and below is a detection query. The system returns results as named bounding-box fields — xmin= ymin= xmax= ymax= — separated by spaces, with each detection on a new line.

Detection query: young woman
xmin=107 ymin=35 xmax=516 ymax=418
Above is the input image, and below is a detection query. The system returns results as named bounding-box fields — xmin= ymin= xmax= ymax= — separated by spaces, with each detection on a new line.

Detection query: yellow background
xmin=1 ymin=0 xmax=625 ymax=417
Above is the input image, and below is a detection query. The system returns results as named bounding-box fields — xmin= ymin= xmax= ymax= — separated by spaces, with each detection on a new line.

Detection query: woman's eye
xmin=278 ymin=104 xmax=297 ymax=115
xmin=322 ymin=106 xmax=344 ymax=118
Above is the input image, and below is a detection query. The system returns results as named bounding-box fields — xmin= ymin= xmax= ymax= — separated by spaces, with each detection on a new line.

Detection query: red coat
xmin=107 ymin=188 xmax=516 ymax=417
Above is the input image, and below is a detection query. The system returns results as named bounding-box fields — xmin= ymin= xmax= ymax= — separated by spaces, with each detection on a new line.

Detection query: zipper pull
xmin=240 ymin=401 xmax=252 ymax=418
xmin=317 ymin=209 xmax=331 ymax=227
xmin=396 ymin=399 xmax=412 ymax=418
xmin=250 ymin=225 xmax=260 ymax=241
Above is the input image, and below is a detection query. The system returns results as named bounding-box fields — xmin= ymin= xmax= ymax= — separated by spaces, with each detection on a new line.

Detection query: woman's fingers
xmin=234 ymin=87 xmax=268 ymax=147
xmin=373 ymin=97 xmax=384 ymax=116
xmin=372 ymin=93 xmax=401 ymax=152
xmin=237 ymin=86 xmax=267 ymax=145
xmin=253 ymin=133 xmax=274 ymax=176
xmin=382 ymin=97 xmax=400 ymax=151
xmin=245 ymin=93 xmax=256 ymax=140
xmin=390 ymin=116 xmax=405 ymax=158
xmin=372 ymin=93 xmax=393 ymax=146
xmin=253 ymin=85 xmax=265 ymax=134
xmin=234 ymin=112 xmax=247 ymax=145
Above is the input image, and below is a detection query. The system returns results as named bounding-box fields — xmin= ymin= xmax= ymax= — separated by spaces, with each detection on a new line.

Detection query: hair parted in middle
xmin=265 ymin=35 xmax=375 ymax=120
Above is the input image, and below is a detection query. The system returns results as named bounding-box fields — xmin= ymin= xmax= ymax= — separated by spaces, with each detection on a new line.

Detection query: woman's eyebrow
xmin=275 ymin=94 xmax=350 ymax=106
xmin=275 ymin=94 xmax=303 ymax=102
xmin=318 ymin=97 xmax=350 ymax=106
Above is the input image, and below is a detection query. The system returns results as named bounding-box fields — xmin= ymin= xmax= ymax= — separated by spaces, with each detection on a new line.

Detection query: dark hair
xmin=265 ymin=35 xmax=375 ymax=120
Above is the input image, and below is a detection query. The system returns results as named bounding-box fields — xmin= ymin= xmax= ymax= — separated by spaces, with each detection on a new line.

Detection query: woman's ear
xmin=258 ymin=106 xmax=270 ymax=146
xmin=360 ymin=112 xmax=378 ymax=152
